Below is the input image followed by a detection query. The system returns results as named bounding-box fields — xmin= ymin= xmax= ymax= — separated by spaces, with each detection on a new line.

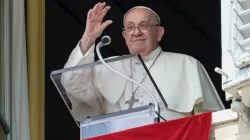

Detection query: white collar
xmin=141 ymin=46 xmax=162 ymax=61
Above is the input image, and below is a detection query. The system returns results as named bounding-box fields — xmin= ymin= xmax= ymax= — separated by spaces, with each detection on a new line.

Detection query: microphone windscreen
xmin=101 ymin=35 xmax=111 ymax=45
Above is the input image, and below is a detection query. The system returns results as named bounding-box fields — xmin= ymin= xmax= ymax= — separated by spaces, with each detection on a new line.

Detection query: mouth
xmin=132 ymin=39 xmax=146 ymax=42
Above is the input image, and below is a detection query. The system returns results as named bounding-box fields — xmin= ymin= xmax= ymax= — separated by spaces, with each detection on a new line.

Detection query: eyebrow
xmin=125 ymin=21 xmax=149 ymax=26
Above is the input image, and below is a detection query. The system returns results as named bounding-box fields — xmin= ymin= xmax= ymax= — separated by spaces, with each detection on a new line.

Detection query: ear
xmin=157 ymin=26 xmax=165 ymax=42
xmin=122 ymin=31 xmax=126 ymax=39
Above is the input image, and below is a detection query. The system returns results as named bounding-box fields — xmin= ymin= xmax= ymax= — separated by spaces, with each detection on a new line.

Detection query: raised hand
xmin=80 ymin=2 xmax=112 ymax=54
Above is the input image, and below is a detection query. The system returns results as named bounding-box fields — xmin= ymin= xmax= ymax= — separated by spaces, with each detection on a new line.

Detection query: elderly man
xmin=61 ymin=2 xmax=225 ymax=121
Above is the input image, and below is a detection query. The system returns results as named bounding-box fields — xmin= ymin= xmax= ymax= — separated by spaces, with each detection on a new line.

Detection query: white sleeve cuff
xmin=64 ymin=40 xmax=95 ymax=68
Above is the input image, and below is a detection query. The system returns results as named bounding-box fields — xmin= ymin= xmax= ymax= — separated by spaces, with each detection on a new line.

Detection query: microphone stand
xmin=96 ymin=35 xmax=160 ymax=120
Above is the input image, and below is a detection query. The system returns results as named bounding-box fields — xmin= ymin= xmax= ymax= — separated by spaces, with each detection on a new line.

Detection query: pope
xmin=60 ymin=2 xmax=225 ymax=121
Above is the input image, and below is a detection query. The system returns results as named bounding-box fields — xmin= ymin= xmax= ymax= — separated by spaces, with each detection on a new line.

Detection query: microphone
xmin=97 ymin=35 xmax=111 ymax=48
xmin=101 ymin=35 xmax=111 ymax=46
xmin=96 ymin=35 xmax=160 ymax=120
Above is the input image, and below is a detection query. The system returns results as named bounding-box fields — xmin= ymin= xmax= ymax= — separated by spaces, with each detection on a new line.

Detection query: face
xmin=122 ymin=8 xmax=164 ymax=56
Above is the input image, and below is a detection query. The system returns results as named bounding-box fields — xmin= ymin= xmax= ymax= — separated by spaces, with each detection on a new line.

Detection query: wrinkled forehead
xmin=123 ymin=6 xmax=160 ymax=25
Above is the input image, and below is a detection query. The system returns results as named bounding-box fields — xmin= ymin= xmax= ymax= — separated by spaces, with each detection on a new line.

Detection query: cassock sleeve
xmin=60 ymin=41 xmax=106 ymax=121
xmin=193 ymin=61 xmax=225 ymax=114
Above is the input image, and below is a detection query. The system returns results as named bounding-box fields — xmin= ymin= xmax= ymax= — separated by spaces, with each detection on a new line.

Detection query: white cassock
xmin=60 ymin=41 xmax=225 ymax=122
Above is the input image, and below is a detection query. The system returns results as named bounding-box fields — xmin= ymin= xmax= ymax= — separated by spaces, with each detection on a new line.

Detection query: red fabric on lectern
xmin=85 ymin=112 xmax=212 ymax=140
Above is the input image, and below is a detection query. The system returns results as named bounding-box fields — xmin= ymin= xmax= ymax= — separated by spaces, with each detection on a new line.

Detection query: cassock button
xmin=140 ymin=95 xmax=144 ymax=98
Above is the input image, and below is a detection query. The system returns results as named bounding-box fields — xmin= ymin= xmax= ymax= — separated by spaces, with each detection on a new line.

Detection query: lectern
xmin=50 ymin=54 xmax=165 ymax=139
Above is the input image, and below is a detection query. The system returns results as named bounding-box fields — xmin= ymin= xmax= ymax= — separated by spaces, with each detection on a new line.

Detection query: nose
xmin=133 ymin=27 xmax=143 ymax=36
